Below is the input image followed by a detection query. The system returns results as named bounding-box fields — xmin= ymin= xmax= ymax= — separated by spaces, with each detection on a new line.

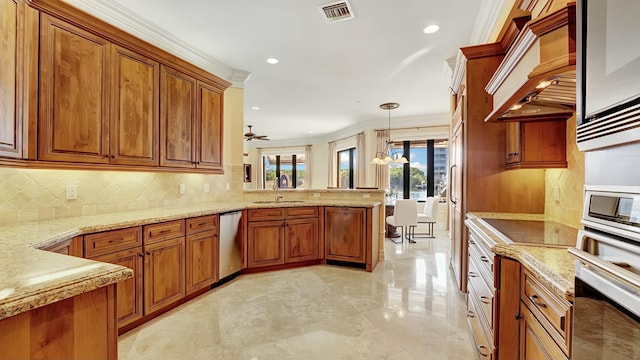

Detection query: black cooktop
xmin=481 ymin=218 xmax=578 ymax=247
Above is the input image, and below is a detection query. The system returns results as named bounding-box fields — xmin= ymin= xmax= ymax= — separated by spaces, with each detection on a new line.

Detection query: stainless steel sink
xmin=252 ymin=200 xmax=306 ymax=204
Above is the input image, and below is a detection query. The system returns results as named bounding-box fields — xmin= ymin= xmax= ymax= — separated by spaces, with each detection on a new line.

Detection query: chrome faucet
xmin=273 ymin=179 xmax=284 ymax=202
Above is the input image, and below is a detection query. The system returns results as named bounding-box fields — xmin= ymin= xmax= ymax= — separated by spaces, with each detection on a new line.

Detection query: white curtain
xmin=328 ymin=141 xmax=337 ymax=187
xmin=304 ymin=145 xmax=312 ymax=189
xmin=356 ymin=132 xmax=366 ymax=187
xmin=256 ymin=148 xmax=264 ymax=189
xmin=375 ymin=130 xmax=389 ymax=190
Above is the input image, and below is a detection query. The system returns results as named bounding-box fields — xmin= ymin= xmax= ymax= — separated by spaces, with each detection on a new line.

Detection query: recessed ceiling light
xmin=266 ymin=58 xmax=279 ymax=64
xmin=251 ymin=106 xmax=260 ymax=110
xmin=423 ymin=24 xmax=440 ymax=34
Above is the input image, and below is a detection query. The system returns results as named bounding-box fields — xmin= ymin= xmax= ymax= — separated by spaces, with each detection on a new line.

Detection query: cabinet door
xmin=324 ymin=207 xmax=366 ymax=263
xmin=285 ymin=218 xmax=319 ymax=263
xmin=519 ymin=304 xmax=569 ymax=360
xmin=195 ymin=81 xmax=223 ymax=170
xmin=247 ymin=220 xmax=285 ymax=268
xmin=160 ymin=65 xmax=196 ymax=168
xmin=450 ymin=123 xmax=467 ymax=292
xmin=186 ymin=230 xmax=218 ymax=295
xmin=143 ymin=236 xmax=185 ymax=314
xmin=110 ymin=45 xmax=158 ymax=166
xmin=91 ymin=247 xmax=144 ymax=328
xmin=0 ymin=0 xmax=20 ymax=158
xmin=506 ymin=122 xmax=521 ymax=164
xmin=39 ymin=14 xmax=110 ymax=163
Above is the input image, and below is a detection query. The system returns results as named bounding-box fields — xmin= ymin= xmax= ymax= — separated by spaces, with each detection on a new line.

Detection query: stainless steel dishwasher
xmin=219 ymin=211 xmax=242 ymax=280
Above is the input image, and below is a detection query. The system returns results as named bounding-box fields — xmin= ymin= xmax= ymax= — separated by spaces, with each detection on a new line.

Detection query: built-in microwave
xmin=576 ymin=0 xmax=640 ymax=151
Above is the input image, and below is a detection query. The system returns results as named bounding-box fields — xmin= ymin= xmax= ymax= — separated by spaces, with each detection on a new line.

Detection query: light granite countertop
xmin=466 ymin=212 xmax=577 ymax=302
xmin=0 ymin=200 xmax=380 ymax=320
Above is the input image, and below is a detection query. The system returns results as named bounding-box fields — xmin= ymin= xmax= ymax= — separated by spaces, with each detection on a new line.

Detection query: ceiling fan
xmin=244 ymin=125 xmax=270 ymax=141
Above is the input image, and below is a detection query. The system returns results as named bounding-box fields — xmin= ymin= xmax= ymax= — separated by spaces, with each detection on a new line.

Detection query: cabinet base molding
xmin=118 ymin=285 xmax=211 ymax=336
xmin=241 ymin=259 xmax=322 ymax=275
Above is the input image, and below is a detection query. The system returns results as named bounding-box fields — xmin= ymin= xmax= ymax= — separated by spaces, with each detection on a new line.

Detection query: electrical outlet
xmin=179 ymin=184 xmax=186 ymax=194
xmin=226 ymin=183 xmax=230 ymax=191
xmin=313 ymin=193 xmax=321 ymax=198
xmin=362 ymin=193 xmax=371 ymax=199
xmin=553 ymin=186 xmax=560 ymax=202
xmin=66 ymin=185 xmax=78 ymax=200
xmin=204 ymin=184 xmax=210 ymax=193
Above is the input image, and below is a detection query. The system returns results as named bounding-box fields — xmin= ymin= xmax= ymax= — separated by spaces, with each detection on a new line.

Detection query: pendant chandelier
xmin=371 ymin=102 xmax=408 ymax=165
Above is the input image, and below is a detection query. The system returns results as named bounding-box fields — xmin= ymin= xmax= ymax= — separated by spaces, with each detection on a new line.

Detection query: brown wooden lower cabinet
xmin=91 ymin=247 xmax=144 ymax=328
xmin=247 ymin=220 xmax=286 ymax=268
xmin=84 ymin=226 xmax=143 ymax=329
xmin=246 ymin=207 xmax=320 ymax=269
xmin=519 ymin=303 xmax=569 ymax=360
xmin=143 ymin=236 xmax=185 ymax=314
xmin=285 ymin=217 xmax=319 ymax=263
xmin=0 ymin=285 xmax=117 ymax=360
xmin=324 ymin=207 xmax=366 ymax=263
xmin=185 ymin=215 xmax=218 ymax=295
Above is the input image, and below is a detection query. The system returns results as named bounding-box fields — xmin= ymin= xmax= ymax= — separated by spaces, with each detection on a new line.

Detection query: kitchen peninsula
xmin=0 ymin=193 xmax=382 ymax=360
xmin=465 ymin=213 xmax=576 ymax=360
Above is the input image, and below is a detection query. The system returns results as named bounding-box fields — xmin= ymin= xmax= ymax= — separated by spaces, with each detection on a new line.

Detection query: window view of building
xmin=389 ymin=139 xmax=448 ymax=201
xmin=263 ymin=154 xmax=306 ymax=189
xmin=337 ymin=148 xmax=357 ymax=189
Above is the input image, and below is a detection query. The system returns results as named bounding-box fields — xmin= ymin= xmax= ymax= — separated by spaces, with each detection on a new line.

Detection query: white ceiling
xmin=66 ymin=0 xmax=501 ymax=144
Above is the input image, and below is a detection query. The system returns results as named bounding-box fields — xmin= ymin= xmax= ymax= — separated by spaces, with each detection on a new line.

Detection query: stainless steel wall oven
xmin=569 ymin=185 xmax=640 ymax=359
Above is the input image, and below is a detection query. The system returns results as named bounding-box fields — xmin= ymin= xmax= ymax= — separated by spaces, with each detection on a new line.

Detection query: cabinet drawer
xmin=520 ymin=302 xmax=569 ymax=360
xmin=521 ymin=268 xmax=572 ymax=355
xmin=186 ymin=215 xmax=218 ymax=235
xmin=84 ymin=226 xmax=142 ymax=258
xmin=285 ymin=206 xmax=319 ymax=219
xmin=468 ymin=257 xmax=495 ymax=331
xmin=468 ymin=237 xmax=494 ymax=287
xmin=144 ymin=220 xmax=185 ymax=244
xmin=248 ymin=208 xmax=285 ymax=222
xmin=467 ymin=295 xmax=495 ymax=360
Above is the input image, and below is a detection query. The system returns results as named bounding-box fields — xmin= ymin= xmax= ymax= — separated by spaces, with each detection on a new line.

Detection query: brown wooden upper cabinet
xmin=160 ymin=65 xmax=224 ymax=171
xmin=38 ymin=16 xmax=160 ymax=166
xmin=0 ymin=0 xmax=21 ymax=158
xmin=110 ymin=45 xmax=159 ymax=166
xmin=505 ymin=121 xmax=567 ymax=169
xmin=0 ymin=0 xmax=230 ymax=171
xmin=38 ymin=14 xmax=111 ymax=163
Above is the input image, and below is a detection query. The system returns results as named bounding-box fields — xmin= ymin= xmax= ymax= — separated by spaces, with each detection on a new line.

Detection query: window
xmin=262 ymin=154 xmax=306 ymax=189
xmin=337 ymin=148 xmax=356 ymax=189
xmin=388 ymin=139 xmax=448 ymax=201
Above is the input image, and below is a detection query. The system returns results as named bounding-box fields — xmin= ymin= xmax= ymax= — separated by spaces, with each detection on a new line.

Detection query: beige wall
xmin=0 ymin=88 xmax=245 ymax=225
xmin=544 ymin=116 xmax=585 ymax=228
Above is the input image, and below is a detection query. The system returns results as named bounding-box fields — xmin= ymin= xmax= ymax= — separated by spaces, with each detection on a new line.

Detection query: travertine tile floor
xmin=118 ymin=223 xmax=476 ymax=359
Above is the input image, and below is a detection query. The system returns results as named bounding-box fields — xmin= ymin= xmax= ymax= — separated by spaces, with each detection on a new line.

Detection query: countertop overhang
xmin=0 ymin=200 xmax=380 ymax=320
xmin=466 ymin=212 xmax=577 ymax=301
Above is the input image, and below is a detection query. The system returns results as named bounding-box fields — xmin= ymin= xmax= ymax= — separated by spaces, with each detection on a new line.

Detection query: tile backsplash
xmin=0 ymin=167 xmax=243 ymax=225
xmin=544 ymin=116 xmax=585 ymax=229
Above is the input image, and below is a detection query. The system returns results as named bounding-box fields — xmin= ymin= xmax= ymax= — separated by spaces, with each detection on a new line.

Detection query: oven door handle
xmin=569 ymin=247 xmax=640 ymax=290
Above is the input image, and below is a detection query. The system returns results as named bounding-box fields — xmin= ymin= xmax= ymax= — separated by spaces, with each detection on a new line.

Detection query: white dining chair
xmin=410 ymin=196 xmax=439 ymax=239
xmin=385 ymin=199 xmax=418 ymax=243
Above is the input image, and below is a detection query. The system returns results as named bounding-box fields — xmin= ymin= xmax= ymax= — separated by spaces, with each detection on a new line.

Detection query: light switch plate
xmin=179 ymin=184 xmax=186 ymax=194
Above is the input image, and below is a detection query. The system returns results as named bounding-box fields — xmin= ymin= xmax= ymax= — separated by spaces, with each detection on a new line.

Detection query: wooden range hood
xmin=484 ymin=2 xmax=576 ymax=122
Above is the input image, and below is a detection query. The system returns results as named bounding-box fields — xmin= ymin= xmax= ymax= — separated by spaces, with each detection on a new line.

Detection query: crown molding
xmin=61 ymin=0 xmax=250 ymax=88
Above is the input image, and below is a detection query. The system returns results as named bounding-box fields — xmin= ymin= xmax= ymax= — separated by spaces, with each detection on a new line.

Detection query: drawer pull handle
xmin=514 ymin=312 xmax=522 ymax=320
xmin=469 ymin=239 xmax=476 ymax=245
xmin=467 ymin=310 xmax=475 ymax=318
xmin=480 ymin=255 xmax=490 ymax=263
xmin=477 ymin=345 xmax=490 ymax=358
xmin=479 ymin=296 xmax=491 ymax=304
xmin=529 ymin=294 xmax=547 ymax=308
xmin=145 ymin=251 xmax=151 ymax=256
xmin=469 ymin=271 xmax=478 ymax=278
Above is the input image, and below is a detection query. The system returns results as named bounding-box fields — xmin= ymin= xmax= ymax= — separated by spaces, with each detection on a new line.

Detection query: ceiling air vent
xmin=319 ymin=1 xmax=355 ymax=23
